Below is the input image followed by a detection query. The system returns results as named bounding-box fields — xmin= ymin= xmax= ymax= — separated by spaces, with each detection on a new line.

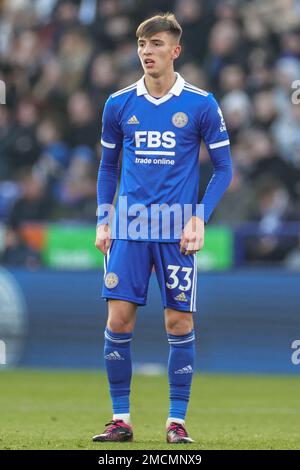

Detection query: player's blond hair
xmin=136 ymin=13 xmax=182 ymax=42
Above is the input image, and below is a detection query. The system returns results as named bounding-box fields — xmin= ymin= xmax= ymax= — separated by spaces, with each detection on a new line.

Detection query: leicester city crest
xmin=105 ymin=272 xmax=119 ymax=289
xmin=172 ymin=112 xmax=188 ymax=128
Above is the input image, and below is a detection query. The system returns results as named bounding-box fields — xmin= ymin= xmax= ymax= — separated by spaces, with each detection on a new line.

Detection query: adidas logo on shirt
xmin=127 ymin=115 xmax=139 ymax=124
xmin=104 ymin=351 xmax=125 ymax=361
xmin=175 ymin=365 xmax=193 ymax=374
xmin=175 ymin=292 xmax=188 ymax=302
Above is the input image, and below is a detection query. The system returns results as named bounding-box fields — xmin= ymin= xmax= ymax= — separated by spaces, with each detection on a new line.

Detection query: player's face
xmin=137 ymin=32 xmax=181 ymax=78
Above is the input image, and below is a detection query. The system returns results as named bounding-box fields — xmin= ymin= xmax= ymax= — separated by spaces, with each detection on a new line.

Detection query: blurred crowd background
xmin=0 ymin=0 xmax=300 ymax=268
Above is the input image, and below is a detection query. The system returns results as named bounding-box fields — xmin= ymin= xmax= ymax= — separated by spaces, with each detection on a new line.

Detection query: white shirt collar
xmin=136 ymin=72 xmax=185 ymax=97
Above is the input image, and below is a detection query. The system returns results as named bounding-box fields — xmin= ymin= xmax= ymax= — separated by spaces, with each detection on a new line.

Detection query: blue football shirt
xmin=98 ymin=72 xmax=231 ymax=241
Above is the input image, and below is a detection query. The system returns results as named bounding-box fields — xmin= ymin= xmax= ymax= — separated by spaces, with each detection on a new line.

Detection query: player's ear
xmin=172 ymin=44 xmax=181 ymax=60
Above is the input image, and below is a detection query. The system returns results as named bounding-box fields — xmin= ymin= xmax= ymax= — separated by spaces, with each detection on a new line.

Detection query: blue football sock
xmin=104 ymin=327 xmax=133 ymax=415
xmin=167 ymin=329 xmax=195 ymax=421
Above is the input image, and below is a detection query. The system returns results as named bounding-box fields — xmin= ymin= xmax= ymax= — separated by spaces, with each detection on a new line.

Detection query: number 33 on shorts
xmin=166 ymin=265 xmax=193 ymax=291
xmin=163 ymin=259 xmax=197 ymax=312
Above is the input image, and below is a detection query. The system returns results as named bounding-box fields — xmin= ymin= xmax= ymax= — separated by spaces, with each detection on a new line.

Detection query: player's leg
xmin=93 ymin=240 xmax=152 ymax=442
xmin=105 ymin=300 xmax=137 ymax=424
xmin=93 ymin=300 xmax=136 ymax=442
xmin=164 ymin=307 xmax=195 ymax=442
xmin=153 ymin=242 xmax=197 ymax=443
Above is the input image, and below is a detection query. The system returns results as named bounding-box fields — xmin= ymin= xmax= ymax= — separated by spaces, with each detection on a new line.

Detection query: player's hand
xmin=95 ymin=224 xmax=111 ymax=255
xmin=180 ymin=216 xmax=205 ymax=255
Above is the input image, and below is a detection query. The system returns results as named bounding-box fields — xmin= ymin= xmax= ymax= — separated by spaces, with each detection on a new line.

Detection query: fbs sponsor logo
xmin=175 ymin=292 xmax=188 ymax=302
xmin=105 ymin=351 xmax=125 ymax=361
xmin=105 ymin=272 xmax=119 ymax=289
xmin=175 ymin=365 xmax=193 ymax=374
xmin=134 ymin=130 xmax=176 ymax=149
xmin=127 ymin=115 xmax=139 ymax=124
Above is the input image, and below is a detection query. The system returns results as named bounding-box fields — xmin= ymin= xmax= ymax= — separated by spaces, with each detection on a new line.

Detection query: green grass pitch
xmin=0 ymin=370 xmax=299 ymax=450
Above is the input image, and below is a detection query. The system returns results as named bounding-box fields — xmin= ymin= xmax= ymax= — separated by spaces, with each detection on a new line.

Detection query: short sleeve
xmin=101 ymin=96 xmax=123 ymax=150
xmin=200 ymin=94 xmax=230 ymax=151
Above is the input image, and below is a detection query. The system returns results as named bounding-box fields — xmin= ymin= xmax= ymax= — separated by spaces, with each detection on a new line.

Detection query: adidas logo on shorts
xmin=175 ymin=292 xmax=188 ymax=302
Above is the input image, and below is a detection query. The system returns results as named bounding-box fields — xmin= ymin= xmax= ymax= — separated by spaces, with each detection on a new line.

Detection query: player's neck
xmin=144 ymin=71 xmax=177 ymax=98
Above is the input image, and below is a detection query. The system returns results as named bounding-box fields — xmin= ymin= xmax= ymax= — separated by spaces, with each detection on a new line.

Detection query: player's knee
xmin=165 ymin=310 xmax=193 ymax=335
xmin=107 ymin=302 xmax=136 ymax=333
xmin=107 ymin=317 xmax=134 ymax=333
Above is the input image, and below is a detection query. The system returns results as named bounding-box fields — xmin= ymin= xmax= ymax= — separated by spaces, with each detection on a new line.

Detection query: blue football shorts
xmin=102 ymin=240 xmax=197 ymax=312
